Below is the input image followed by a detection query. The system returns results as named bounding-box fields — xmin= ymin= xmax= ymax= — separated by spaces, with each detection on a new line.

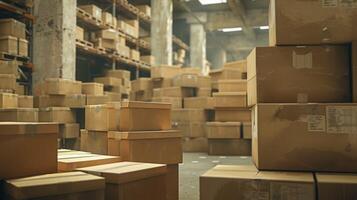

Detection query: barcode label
xmin=326 ymin=106 xmax=357 ymax=134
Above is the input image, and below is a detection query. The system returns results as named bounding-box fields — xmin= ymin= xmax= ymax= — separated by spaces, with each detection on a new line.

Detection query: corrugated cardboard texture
xmin=80 ymin=131 xmax=109 ymax=155
xmin=176 ymin=121 xmax=206 ymax=138
xmin=85 ymin=104 xmax=120 ymax=131
xmin=0 ymin=108 xmax=38 ymax=122
xmin=213 ymin=92 xmax=247 ymax=108
xmin=184 ymin=97 xmax=214 ymax=109
xmin=82 ymin=83 xmax=104 ymax=96
xmin=39 ymin=107 xmax=76 ymax=123
xmin=206 ymin=122 xmax=242 ymax=139
xmin=44 ymin=78 xmax=82 ymax=95
xmin=152 ymin=97 xmax=182 ymax=109
xmin=18 ymin=95 xmax=33 ymax=108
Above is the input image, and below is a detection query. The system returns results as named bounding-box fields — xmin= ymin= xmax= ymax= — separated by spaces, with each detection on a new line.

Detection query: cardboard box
xmin=58 ymin=149 xmax=120 ymax=172
xmin=198 ymin=76 xmax=211 ymax=88
xmin=153 ymin=87 xmax=195 ymax=98
xmin=86 ymin=95 xmax=109 ymax=105
xmin=316 ymin=173 xmax=357 ymax=200
xmin=137 ymin=5 xmax=151 ymax=17
xmin=44 ymin=78 xmax=82 ymax=95
xmin=197 ymin=88 xmax=211 ymax=97
xmin=0 ymin=108 xmax=38 ymax=122
xmin=0 ymin=18 xmax=26 ymax=39
xmin=131 ymin=78 xmax=152 ymax=92
xmin=182 ymin=137 xmax=208 ymax=152
xmin=133 ymin=90 xmax=153 ymax=101
xmin=18 ymin=38 xmax=28 ymax=56
xmin=0 ymin=122 xmax=58 ymax=179
xmin=130 ymin=49 xmax=140 ymax=60
xmin=35 ymin=95 xmax=86 ymax=108
xmin=59 ymin=123 xmax=80 ymax=139
xmin=0 ymin=93 xmax=17 ymax=108
xmin=242 ymin=122 xmax=252 ymax=139
xmin=353 ymin=41 xmax=357 ymax=102
xmin=0 ymin=60 xmax=19 ymax=77
xmin=215 ymin=108 xmax=251 ymax=122
xmin=223 ymin=60 xmax=247 ymax=72
xmin=200 ymin=165 xmax=315 ymax=200
xmin=18 ymin=95 xmax=33 ymax=108
xmin=0 ymin=36 xmax=17 ymax=54
xmin=105 ymin=69 xmax=130 ymax=80
xmin=2 ymin=172 xmax=105 ymax=200
xmin=252 ymin=103 xmax=357 ymax=172
xmin=119 ymin=101 xmax=171 ymax=131
xmin=94 ymin=77 xmax=121 ymax=87
xmin=85 ymin=103 xmax=120 ymax=131
xmin=172 ymin=108 xmax=207 ymax=122
xmin=104 ymin=91 xmax=122 ymax=102
xmin=80 ymin=130 xmax=109 ymax=155
xmin=113 ymin=130 xmax=182 ymax=164
xmin=82 ymin=82 xmax=104 ymax=96
xmin=209 ymin=68 xmax=245 ymax=82
xmin=247 ymin=46 xmax=351 ymax=106
xmin=79 ymin=162 xmax=167 ymax=200
xmin=79 ymin=5 xmax=102 ymax=20
xmin=208 ymin=139 xmax=251 ymax=156
xmin=206 ymin=122 xmax=241 ymax=139
xmin=141 ymin=55 xmax=155 ymax=65
xmin=15 ymin=83 xmax=25 ymax=95
xmin=0 ymin=74 xmax=16 ymax=91
xmin=76 ymin=26 xmax=84 ymax=40
xmin=172 ymin=74 xmax=199 ymax=88
xmin=176 ymin=121 xmax=205 ymax=138
xmin=269 ymin=0 xmax=357 ymax=45
xmin=39 ymin=107 xmax=76 ymax=123
xmin=102 ymin=12 xmax=113 ymax=26
xmin=151 ymin=66 xmax=181 ymax=79
xmin=213 ymin=92 xmax=247 ymax=108
xmin=184 ymin=97 xmax=214 ymax=109
xmin=218 ymin=80 xmax=247 ymax=92
xmin=152 ymin=97 xmax=182 ymax=109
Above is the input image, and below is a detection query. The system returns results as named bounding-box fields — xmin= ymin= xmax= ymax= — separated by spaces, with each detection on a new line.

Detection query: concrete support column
xmin=151 ymin=0 xmax=173 ymax=66
xmin=210 ymin=48 xmax=226 ymax=69
xmin=190 ymin=23 xmax=206 ymax=69
xmin=33 ymin=0 xmax=76 ymax=94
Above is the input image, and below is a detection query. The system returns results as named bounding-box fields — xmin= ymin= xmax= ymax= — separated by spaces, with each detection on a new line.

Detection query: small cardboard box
xmin=206 ymin=122 xmax=241 ymax=139
xmin=197 ymin=88 xmax=211 ymax=97
xmin=223 ymin=60 xmax=247 ymax=72
xmin=18 ymin=95 xmax=33 ymax=108
xmin=57 ymin=149 xmax=120 ymax=172
xmin=104 ymin=91 xmax=122 ymax=101
xmin=218 ymin=80 xmax=247 ymax=92
xmin=2 ymin=172 xmax=105 ymax=200
xmin=112 ymin=130 xmax=182 ymax=164
xmin=97 ymin=29 xmax=118 ymax=41
xmin=119 ymin=101 xmax=171 ymax=131
xmin=0 ymin=74 xmax=17 ymax=90
xmin=0 ymin=93 xmax=17 ymax=108
xmin=76 ymin=26 xmax=84 ymax=40
xmin=86 ymin=95 xmax=109 ymax=105
xmin=82 ymin=82 xmax=104 ymax=96
xmin=133 ymin=90 xmax=153 ymax=101
xmin=152 ymin=78 xmax=172 ymax=88
xmin=242 ymin=122 xmax=252 ymax=139
xmin=0 ymin=60 xmax=19 ymax=77
xmin=39 ymin=107 xmax=76 ymax=123
xmin=176 ymin=121 xmax=205 ymax=138
xmin=78 ymin=4 xmax=102 ymax=20
xmin=182 ymin=137 xmax=208 ymax=152
xmin=247 ymin=46 xmax=351 ymax=106
xmin=59 ymin=123 xmax=80 ymax=139
xmin=79 ymin=162 xmax=167 ymax=200
xmin=184 ymin=97 xmax=214 ymax=109
xmin=172 ymin=108 xmax=207 ymax=122
xmin=172 ymin=74 xmax=199 ymax=88
xmin=151 ymin=65 xmax=181 ymax=79
xmin=131 ymin=78 xmax=152 ymax=92
xmin=269 ymin=0 xmax=357 ymax=45
xmin=44 ymin=78 xmax=82 ymax=95
xmin=152 ymin=97 xmax=182 ymax=109
xmin=0 ymin=18 xmax=26 ymax=39
xmin=105 ymin=69 xmax=130 ymax=80
xmin=0 ymin=108 xmax=38 ymax=122
xmin=215 ymin=108 xmax=251 ymax=122
xmin=213 ymin=92 xmax=247 ymax=108
xmin=153 ymin=87 xmax=195 ymax=98
xmin=316 ymin=173 xmax=357 ymax=200
xmin=209 ymin=68 xmax=245 ymax=82
xmin=0 ymin=36 xmax=17 ymax=54
xmin=102 ymin=12 xmax=113 ymax=26
xmin=208 ymin=139 xmax=251 ymax=156
xmin=80 ymin=130 xmax=109 ymax=155
xmin=18 ymin=38 xmax=28 ymax=57
xmin=200 ymin=165 xmax=315 ymax=200
xmin=0 ymin=122 xmax=58 ymax=179
xmin=253 ymin=103 xmax=357 ymax=172
xmin=85 ymin=103 xmax=120 ymax=131
xmin=94 ymin=77 xmax=121 ymax=87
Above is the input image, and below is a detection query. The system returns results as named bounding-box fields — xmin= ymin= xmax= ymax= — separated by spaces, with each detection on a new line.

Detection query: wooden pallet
xmin=76 ymin=39 xmax=94 ymax=48
xmin=76 ymin=8 xmax=102 ymax=27
xmin=0 ymin=52 xmax=29 ymax=62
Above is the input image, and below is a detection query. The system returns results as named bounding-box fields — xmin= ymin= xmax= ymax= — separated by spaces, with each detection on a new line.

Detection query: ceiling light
xmin=219 ymin=27 xmax=243 ymax=32
xmin=198 ymin=0 xmax=227 ymax=5
xmin=259 ymin=26 xmax=269 ymax=30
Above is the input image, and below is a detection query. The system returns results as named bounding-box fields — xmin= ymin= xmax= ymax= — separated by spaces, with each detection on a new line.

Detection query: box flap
xmin=0 ymin=122 xmax=58 ymax=135
xmin=121 ymin=101 xmax=171 ymax=109
xmin=108 ymin=130 xmax=181 ymax=140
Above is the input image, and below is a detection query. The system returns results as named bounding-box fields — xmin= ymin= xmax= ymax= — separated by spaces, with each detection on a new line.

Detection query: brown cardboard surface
xmin=242 ymin=122 xmax=252 ymax=139
xmin=218 ymin=80 xmax=247 ymax=93
xmin=172 ymin=74 xmax=199 ymax=88
xmin=39 ymin=107 xmax=76 ymax=123
xmin=0 ymin=122 xmax=58 ymax=179
xmin=80 ymin=130 xmax=109 ymax=155
xmin=82 ymin=83 xmax=104 ymax=96
xmin=269 ymin=0 xmax=357 ymax=45
xmin=353 ymin=41 xmax=357 ymax=102
xmin=223 ymin=60 xmax=247 ymax=72
xmin=131 ymin=78 xmax=152 ymax=92
xmin=151 ymin=66 xmax=181 ymax=79
xmin=0 ymin=93 xmax=17 ymax=108
xmin=175 ymin=121 xmax=205 ymax=138
xmin=247 ymin=46 xmax=351 ymax=106
xmin=215 ymin=108 xmax=251 ymax=122
xmin=253 ymin=103 xmax=357 ymax=172
xmin=153 ymin=87 xmax=195 ymax=98
xmin=172 ymin=109 xmax=208 ymax=122
xmin=59 ymin=123 xmax=80 ymax=139
xmin=206 ymin=122 xmax=241 ymax=139
xmin=182 ymin=137 xmax=208 ymax=152
xmin=3 ymin=171 xmax=105 ymax=199
xmin=197 ymin=88 xmax=211 ymax=97
xmin=316 ymin=173 xmax=357 ymax=200
xmin=35 ymin=95 xmax=86 ymax=108
xmin=119 ymin=101 xmax=171 ymax=131
xmin=0 ymin=36 xmax=17 ymax=54
xmin=0 ymin=74 xmax=16 ymax=90
xmin=0 ymin=108 xmax=38 ymax=122
xmin=184 ymin=97 xmax=214 ymax=109
xmin=44 ymin=78 xmax=82 ymax=95
xmin=208 ymin=139 xmax=251 ymax=156
xmin=152 ymin=97 xmax=182 ymax=109
xmin=213 ymin=92 xmax=247 ymax=108
xmin=18 ymin=95 xmax=33 ymax=108
xmin=85 ymin=104 xmax=120 ymax=131
xmin=86 ymin=95 xmax=109 ymax=105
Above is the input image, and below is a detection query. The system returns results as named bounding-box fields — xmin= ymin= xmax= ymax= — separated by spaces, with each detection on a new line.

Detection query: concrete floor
xmin=179 ymin=153 xmax=253 ymax=200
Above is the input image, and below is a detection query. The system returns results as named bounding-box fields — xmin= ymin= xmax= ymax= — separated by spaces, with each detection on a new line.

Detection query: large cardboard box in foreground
xmin=2 ymin=172 xmax=105 ymax=200
xmin=79 ymin=162 xmax=167 ymax=200
xmin=252 ymin=103 xmax=357 ymax=172
xmin=0 ymin=122 xmax=58 ymax=179
xmin=316 ymin=173 xmax=357 ymax=200
xmin=269 ymin=0 xmax=357 ymax=45
xmin=39 ymin=107 xmax=76 ymax=123
xmin=200 ymin=165 xmax=315 ymax=200
xmin=247 ymin=46 xmax=351 ymax=106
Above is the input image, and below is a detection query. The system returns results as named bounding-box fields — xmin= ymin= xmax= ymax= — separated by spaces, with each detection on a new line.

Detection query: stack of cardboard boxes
xmin=206 ymin=60 xmax=251 ymax=156
xmin=200 ymin=0 xmax=357 ymax=199
xmin=0 ymin=18 xmax=28 ymax=57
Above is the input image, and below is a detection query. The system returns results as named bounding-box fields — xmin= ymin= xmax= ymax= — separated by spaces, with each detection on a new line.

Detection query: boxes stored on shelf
xmin=153 ymin=87 xmax=195 ymax=98
xmin=200 ymin=165 xmax=314 ymax=200
xmin=209 ymin=68 xmax=245 ymax=81
xmin=80 ymin=130 xmax=109 ymax=155
xmin=0 ymin=93 xmax=17 ymax=108
xmin=151 ymin=66 xmax=181 ymax=79
xmin=137 ymin=5 xmax=151 ymax=17
xmin=0 ymin=108 xmax=38 ymax=122
xmin=97 ymin=29 xmax=118 ymax=41
xmin=0 ymin=122 xmax=58 ymax=179
xmin=215 ymin=108 xmax=251 ymax=122
xmin=218 ymin=80 xmax=247 ymax=92
xmin=172 ymin=74 xmax=199 ymax=88
xmin=0 ymin=18 xmax=26 ymax=39
xmin=208 ymin=139 xmax=251 ymax=156
xmin=2 ymin=172 xmax=105 ymax=200
xmin=76 ymin=26 xmax=84 ymax=40
xmin=113 ymin=130 xmax=182 ymax=164
xmin=252 ymin=103 xmax=357 ymax=172
xmin=105 ymin=69 xmax=130 ymax=80
xmin=78 ymin=5 xmax=102 ymax=20
xmin=184 ymin=97 xmax=214 ymax=109
xmin=141 ymin=55 xmax=155 ymax=65
xmin=0 ymin=36 xmax=17 ymax=54
xmin=176 ymin=121 xmax=205 ymax=138
xmin=131 ymin=77 xmax=152 ymax=92
xmin=0 ymin=74 xmax=16 ymax=90
xmin=213 ymin=92 xmax=247 ymax=108
xmin=316 ymin=173 xmax=357 ymax=200
xmin=82 ymin=82 xmax=104 ymax=96
xmin=102 ymin=12 xmax=114 ymax=26
xmin=18 ymin=38 xmax=28 ymax=56
xmin=152 ymin=97 xmax=182 ymax=109
xmin=18 ymin=95 xmax=33 ymax=108
xmin=35 ymin=95 xmax=86 ymax=108
xmin=119 ymin=101 xmax=171 ymax=131
xmin=269 ymin=0 xmax=357 ymax=45
xmin=94 ymin=77 xmax=121 ymax=87
xmin=206 ymin=122 xmax=241 ymax=139
xmin=353 ymin=41 xmax=357 ymax=102
xmin=44 ymin=78 xmax=82 ymax=95
xmin=15 ymin=83 xmax=25 ymax=95
xmin=0 ymin=60 xmax=19 ymax=77
xmin=182 ymin=137 xmax=208 ymax=152
xmin=86 ymin=95 xmax=109 ymax=105
xmin=39 ymin=107 xmax=76 ymax=123
xmin=79 ymin=162 xmax=167 ymax=200
xmin=59 ymin=123 xmax=80 ymax=139
xmin=172 ymin=109 xmax=208 ymax=122
xmin=247 ymin=46 xmax=351 ymax=106
xmin=130 ymin=49 xmax=140 ymax=60
xmin=85 ymin=103 xmax=120 ymax=131
xmin=197 ymin=88 xmax=211 ymax=97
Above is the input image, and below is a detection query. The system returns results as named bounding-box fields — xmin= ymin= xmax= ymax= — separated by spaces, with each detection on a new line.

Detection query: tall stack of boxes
xmin=207 ymin=60 xmax=251 ymax=156
xmin=200 ymin=0 xmax=357 ymax=199
xmin=0 ymin=18 xmax=28 ymax=57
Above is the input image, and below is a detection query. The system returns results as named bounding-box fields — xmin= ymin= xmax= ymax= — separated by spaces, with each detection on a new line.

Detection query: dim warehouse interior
xmin=0 ymin=0 xmax=356 ymax=200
